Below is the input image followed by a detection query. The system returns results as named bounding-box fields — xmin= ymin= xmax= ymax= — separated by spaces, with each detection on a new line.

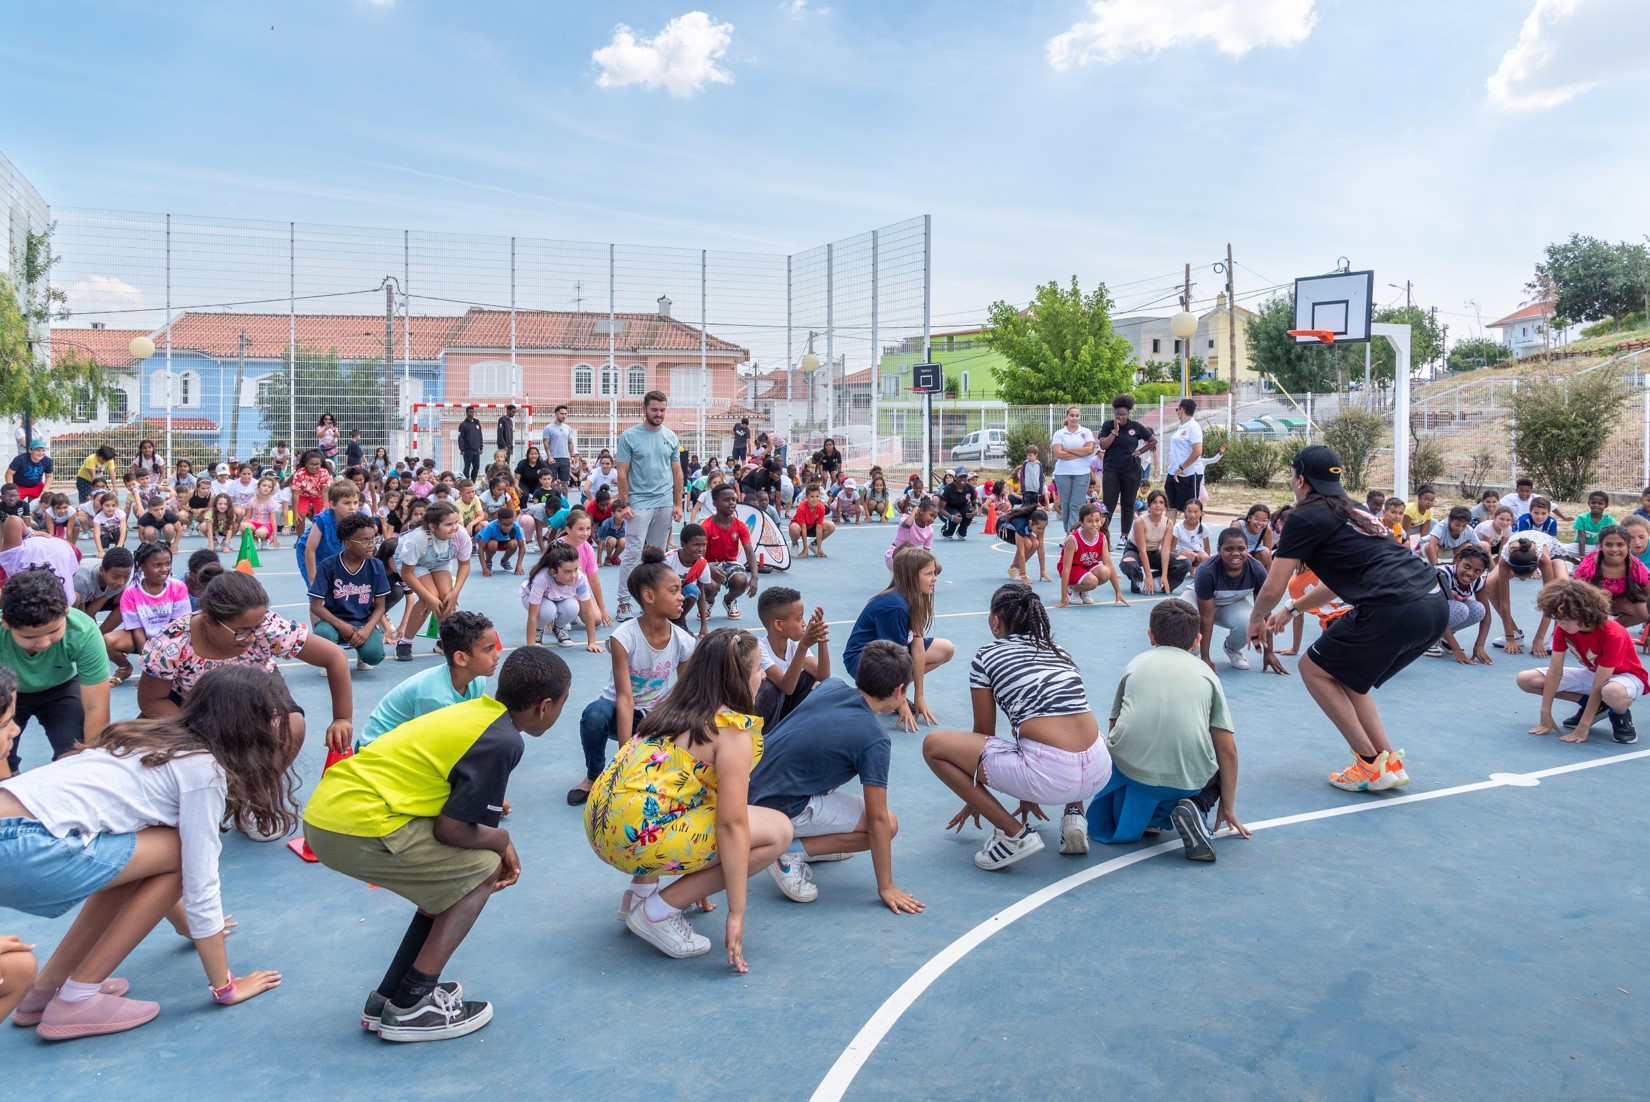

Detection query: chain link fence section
xmin=38 ymin=206 xmax=930 ymax=474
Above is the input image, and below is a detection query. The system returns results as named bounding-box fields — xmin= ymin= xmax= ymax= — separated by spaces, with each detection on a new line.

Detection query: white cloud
xmin=1047 ymin=0 xmax=1316 ymax=70
xmin=592 ymin=12 xmax=735 ymax=97
xmin=1486 ymin=0 xmax=1650 ymax=111
xmin=62 ymin=275 xmax=148 ymax=318
xmin=785 ymin=0 xmax=827 ymax=16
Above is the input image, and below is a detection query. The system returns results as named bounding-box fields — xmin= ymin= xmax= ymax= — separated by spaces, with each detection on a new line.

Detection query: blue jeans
xmin=1054 ymin=473 xmax=1088 ymax=533
xmin=579 ymin=698 xmax=644 ymax=781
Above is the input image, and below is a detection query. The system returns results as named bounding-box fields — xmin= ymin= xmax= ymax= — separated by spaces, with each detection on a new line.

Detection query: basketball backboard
xmin=911 ymin=361 xmax=942 ymax=391
xmin=1293 ymin=270 xmax=1373 ymax=344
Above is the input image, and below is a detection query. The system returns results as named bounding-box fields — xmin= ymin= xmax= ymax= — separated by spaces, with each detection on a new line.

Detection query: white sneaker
xmin=1076 ymin=589 xmax=1095 ymax=605
xmin=355 ymin=658 xmax=373 ymax=671
xmin=767 ymin=853 xmax=819 ymax=902
xmin=615 ymin=598 xmax=635 ymax=623
xmin=624 ymin=901 xmax=710 ymax=958
xmin=974 ymin=827 xmax=1044 ymax=870
xmin=1226 ymin=649 xmax=1251 ymax=671
xmin=1423 ymin=642 xmax=1446 ymax=658
xmin=1058 ymin=812 xmax=1089 ymax=855
xmin=1491 ymin=630 xmax=1524 ymax=649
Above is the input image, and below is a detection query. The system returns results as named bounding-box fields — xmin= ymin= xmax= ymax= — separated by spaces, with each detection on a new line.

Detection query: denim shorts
xmin=0 ymin=818 xmax=136 ymax=918
xmin=980 ymin=736 xmax=1112 ymax=806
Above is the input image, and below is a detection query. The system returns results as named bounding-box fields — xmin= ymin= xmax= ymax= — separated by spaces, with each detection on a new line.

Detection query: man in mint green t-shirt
xmin=0 ymin=568 xmax=111 ymax=775
xmin=613 ymin=391 xmax=683 ymax=620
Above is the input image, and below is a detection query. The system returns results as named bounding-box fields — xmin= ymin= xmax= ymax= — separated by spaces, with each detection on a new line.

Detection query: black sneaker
xmin=361 ymin=981 xmax=462 ymax=1031
xmin=1170 ymin=799 xmax=1216 ymax=862
xmin=1562 ymin=708 xmax=1599 ymax=730
xmin=378 ymin=985 xmax=492 ymax=1043
xmin=394 ymin=641 xmax=413 ymax=662
xmin=1610 ymin=710 xmax=1638 ymax=744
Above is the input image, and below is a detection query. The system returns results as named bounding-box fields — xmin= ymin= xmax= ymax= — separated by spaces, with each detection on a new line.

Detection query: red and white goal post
xmin=408 ymin=402 xmax=534 ymax=468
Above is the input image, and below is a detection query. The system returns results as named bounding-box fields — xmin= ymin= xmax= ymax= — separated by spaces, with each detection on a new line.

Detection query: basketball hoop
xmin=1287 ymin=329 xmax=1338 ymax=344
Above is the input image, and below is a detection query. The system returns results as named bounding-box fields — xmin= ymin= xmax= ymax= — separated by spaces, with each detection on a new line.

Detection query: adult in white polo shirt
xmin=614 ymin=391 xmax=683 ymax=620
xmin=1164 ymin=398 xmax=1205 ymax=523
xmin=1050 ymin=405 xmax=1097 ymax=534
xmin=541 ymin=404 xmax=574 ymax=485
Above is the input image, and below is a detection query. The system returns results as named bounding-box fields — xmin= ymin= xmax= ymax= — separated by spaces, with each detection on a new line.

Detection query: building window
xmin=881 ymin=375 xmax=899 ymax=398
xmin=959 ymin=371 xmax=970 ymax=397
xmin=627 ymin=364 xmax=647 ymax=396
xmin=148 ymin=370 xmax=170 ymax=406
xmin=1207 ymin=339 xmax=1215 ymax=349
xmin=1521 ymin=326 xmax=1529 ymax=337
xmin=573 ymin=364 xmax=594 ymax=396
xmin=1151 ymin=338 xmax=1161 ymax=354
xmin=108 ymin=388 xmax=130 ymax=422
xmin=1172 ymin=339 xmax=1183 ymax=355
xmin=601 ymin=363 xmax=620 ymax=397
xmin=469 ymin=361 xmax=512 ymax=397
xmin=174 ymin=371 xmax=200 ymax=408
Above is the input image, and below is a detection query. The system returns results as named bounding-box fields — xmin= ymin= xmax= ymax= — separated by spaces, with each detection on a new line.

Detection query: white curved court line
xmin=809 ymin=748 xmax=1650 ymax=1102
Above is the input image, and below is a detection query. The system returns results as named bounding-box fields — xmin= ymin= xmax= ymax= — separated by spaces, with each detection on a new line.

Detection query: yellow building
xmin=1197 ymin=294 xmax=1260 ymax=386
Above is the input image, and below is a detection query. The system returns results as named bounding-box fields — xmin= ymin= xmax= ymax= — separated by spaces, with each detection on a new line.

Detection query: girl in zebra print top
xmin=922 ymin=585 xmax=1112 ymax=871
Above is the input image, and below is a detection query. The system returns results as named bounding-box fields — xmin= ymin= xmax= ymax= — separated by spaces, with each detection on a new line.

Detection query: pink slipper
xmin=11 ymin=979 xmax=130 ymax=1028
xmin=36 ymin=992 xmax=159 ymax=1040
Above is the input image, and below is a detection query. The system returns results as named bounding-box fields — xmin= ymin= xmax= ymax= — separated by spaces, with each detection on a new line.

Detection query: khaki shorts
xmin=304 ymin=818 xmax=501 ymax=915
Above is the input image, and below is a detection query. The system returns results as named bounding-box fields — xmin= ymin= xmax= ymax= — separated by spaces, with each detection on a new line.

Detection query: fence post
xmin=1157 ymin=396 xmax=1167 ymax=476
xmin=1226 ymin=392 xmax=1233 ymax=436
xmin=1642 ymin=384 xmax=1648 ymax=490
xmin=1509 ymin=379 xmax=1518 ymax=485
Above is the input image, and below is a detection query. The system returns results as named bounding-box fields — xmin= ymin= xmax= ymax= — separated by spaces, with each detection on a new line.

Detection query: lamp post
xmin=800 ymin=331 xmax=821 ymax=437
xmin=1169 ymin=310 xmax=1198 ymax=400
xmin=128 ymin=335 xmax=156 ymax=460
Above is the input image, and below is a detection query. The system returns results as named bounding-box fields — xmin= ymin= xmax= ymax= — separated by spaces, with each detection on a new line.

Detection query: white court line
xmin=808 ymin=748 xmax=1650 ymax=1102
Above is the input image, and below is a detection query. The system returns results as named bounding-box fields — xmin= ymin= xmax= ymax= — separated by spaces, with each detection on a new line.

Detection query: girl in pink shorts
xmin=922 ymin=584 xmax=1111 ymax=871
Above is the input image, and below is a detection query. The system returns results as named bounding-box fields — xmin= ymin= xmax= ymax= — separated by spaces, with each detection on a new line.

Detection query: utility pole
xmin=1441 ymin=323 xmax=1450 ymax=376
xmin=1181 ymin=261 xmax=1192 ymax=399
xmin=227 ymin=330 xmax=247 ymax=460
xmin=1225 ymin=243 xmax=1237 ymax=395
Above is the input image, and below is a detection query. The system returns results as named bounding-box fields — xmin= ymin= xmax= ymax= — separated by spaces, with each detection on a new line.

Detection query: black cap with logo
xmin=1291 ymin=444 xmax=1346 ymax=497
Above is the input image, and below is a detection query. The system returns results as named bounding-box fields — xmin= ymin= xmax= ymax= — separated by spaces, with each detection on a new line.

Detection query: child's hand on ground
xmin=221 ymin=969 xmax=282 ymax=1005
xmin=585 ymin=640 xmax=603 ymax=653
xmin=1275 ymin=647 xmax=1298 ymax=656
xmin=324 ymin=721 xmax=352 ymax=754
xmin=1013 ymin=800 xmax=1048 ymax=827
xmin=1055 ymin=598 xmax=1070 ymax=608
xmin=1039 ymin=574 xmax=1054 ymax=583
xmin=1558 ymin=725 xmax=1591 ymax=743
xmin=1473 ymin=647 xmax=1494 ymax=664
xmin=945 ymin=803 xmax=983 ymax=833
xmin=1451 ymin=646 xmax=1474 ymax=665
xmin=880 ymin=886 xmax=925 ymax=915
xmin=1531 ymin=639 xmax=1550 ymax=658
xmin=725 ymin=913 xmax=747 ymax=974
xmin=1214 ymin=805 xmax=1250 ymax=839
xmin=0 ymin=934 xmax=34 ymax=956
xmin=913 ymin=697 xmax=936 ymax=727
xmin=1528 ymin=714 xmax=1559 ymax=735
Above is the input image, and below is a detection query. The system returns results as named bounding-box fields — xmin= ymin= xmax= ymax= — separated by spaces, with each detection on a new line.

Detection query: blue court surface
xmin=6 ymin=520 xmax=1647 ymax=1101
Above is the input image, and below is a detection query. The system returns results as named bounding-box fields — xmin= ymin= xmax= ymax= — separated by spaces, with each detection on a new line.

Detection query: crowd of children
xmin=1 ymin=419 xmax=1642 ymax=1050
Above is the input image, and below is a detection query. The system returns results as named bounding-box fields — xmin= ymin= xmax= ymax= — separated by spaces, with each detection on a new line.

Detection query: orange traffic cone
xmin=287 ymin=746 xmax=354 ymax=863
xmin=984 ymin=499 xmax=997 ymax=535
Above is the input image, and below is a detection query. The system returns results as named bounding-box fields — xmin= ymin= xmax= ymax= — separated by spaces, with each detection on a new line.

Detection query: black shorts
xmin=7 ymin=680 xmax=85 ymax=773
xmin=1165 ymin=473 xmax=1201 ymax=511
xmin=1307 ymin=596 xmax=1448 ymax=695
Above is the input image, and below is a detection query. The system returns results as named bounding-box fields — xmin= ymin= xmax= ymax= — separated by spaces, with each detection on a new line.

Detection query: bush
xmin=1191 ymin=378 xmax=1231 ymax=395
xmin=1320 ymin=407 xmax=1385 ymax=492
xmin=1004 ymin=421 xmax=1050 ymax=472
xmin=1201 ymin=427 xmax=1230 ymax=485
xmin=1408 ymin=431 xmax=1447 ymax=490
xmin=1509 ymin=373 xmax=1632 ymax=501
xmin=1456 ymin=450 xmax=1496 ymax=500
xmin=1226 ymin=432 xmax=1286 ymax=488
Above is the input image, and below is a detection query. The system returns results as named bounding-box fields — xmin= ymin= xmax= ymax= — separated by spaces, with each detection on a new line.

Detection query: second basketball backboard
xmin=1293 ymin=270 xmax=1373 ymax=344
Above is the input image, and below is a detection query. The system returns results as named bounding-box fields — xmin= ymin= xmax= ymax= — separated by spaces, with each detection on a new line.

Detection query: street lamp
xmin=800 ymin=331 xmax=821 ymax=432
xmin=128 ymin=335 xmax=157 ymax=462
xmin=1170 ymin=310 xmax=1198 ymax=399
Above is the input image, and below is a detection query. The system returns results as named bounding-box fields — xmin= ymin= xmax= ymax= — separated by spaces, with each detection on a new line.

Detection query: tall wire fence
xmin=33 ymin=204 xmax=931 ymax=473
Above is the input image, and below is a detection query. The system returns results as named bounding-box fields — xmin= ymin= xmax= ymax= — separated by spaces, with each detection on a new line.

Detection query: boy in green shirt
xmin=303 ymin=646 xmax=569 ymax=1043
xmin=1086 ymin=597 xmax=1247 ymax=862
xmin=1573 ymin=490 xmax=1615 ymax=558
xmin=0 ymin=569 xmax=111 ymax=776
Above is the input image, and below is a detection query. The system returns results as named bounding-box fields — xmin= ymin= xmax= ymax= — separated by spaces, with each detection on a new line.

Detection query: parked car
xmin=950 ymin=428 xmax=1007 ymax=465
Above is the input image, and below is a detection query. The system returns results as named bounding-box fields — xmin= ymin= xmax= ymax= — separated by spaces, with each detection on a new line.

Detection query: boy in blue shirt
xmin=1515 ymin=495 xmax=1560 ymax=537
xmin=309 ymin=513 xmax=391 ymax=670
xmin=478 ymin=507 xmax=525 ymax=576
xmin=358 ymin=612 xmax=501 ymax=750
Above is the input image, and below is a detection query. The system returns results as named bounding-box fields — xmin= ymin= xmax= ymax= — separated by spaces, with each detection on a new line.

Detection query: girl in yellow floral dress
xmin=585 ymin=628 xmax=793 ymax=972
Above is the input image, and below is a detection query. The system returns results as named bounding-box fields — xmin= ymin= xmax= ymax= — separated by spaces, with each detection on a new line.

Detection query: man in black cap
xmin=1246 ymin=445 xmax=1447 ymax=795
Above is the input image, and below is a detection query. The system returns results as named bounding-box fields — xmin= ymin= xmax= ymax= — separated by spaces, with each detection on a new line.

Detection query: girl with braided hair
xmin=922 ymin=584 xmax=1111 ymax=870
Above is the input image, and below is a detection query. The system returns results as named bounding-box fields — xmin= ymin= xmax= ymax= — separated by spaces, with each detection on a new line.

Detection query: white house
xmin=1487 ymin=300 xmax=1576 ymax=358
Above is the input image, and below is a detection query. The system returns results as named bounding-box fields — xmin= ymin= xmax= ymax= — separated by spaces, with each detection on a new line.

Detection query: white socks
xmin=641 ymin=891 xmax=678 ymax=923
xmin=59 ymin=979 xmax=101 ymax=1003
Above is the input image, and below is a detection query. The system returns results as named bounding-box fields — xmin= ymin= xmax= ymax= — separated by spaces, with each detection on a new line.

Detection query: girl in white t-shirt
xmin=0 ymin=666 xmax=289 ymax=1038
xmin=392 ymin=502 xmax=473 ymax=657
xmin=1172 ymin=499 xmax=1212 ymax=568
xmin=521 ymin=542 xmax=601 ymax=651
xmin=567 ymin=548 xmax=696 ymax=806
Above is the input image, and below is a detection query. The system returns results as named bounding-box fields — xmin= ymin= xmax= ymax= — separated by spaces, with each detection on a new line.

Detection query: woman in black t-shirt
xmin=1248 ymin=446 xmax=1446 ymax=795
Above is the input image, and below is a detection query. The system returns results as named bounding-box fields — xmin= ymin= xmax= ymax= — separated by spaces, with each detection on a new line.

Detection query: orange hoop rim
xmin=1288 ymin=328 xmax=1338 ymax=344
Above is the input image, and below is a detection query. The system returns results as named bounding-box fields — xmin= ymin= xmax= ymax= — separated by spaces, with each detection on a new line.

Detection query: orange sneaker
xmin=1373 ymin=748 xmax=1409 ymax=790
xmin=1329 ymin=752 xmax=1388 ymax=792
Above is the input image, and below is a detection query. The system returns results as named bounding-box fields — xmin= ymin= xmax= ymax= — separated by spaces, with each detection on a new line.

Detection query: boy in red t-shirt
xmin=788 ymin=483 xmax=834 ymax=558
xmin=1516 ymin=579 xmax=1643 ymax=744
xmin=702 ymin=484 xmax=758 ymax=620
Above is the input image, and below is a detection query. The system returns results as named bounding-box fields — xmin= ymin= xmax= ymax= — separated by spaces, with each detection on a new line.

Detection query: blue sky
xmin=4 ymin=0 xmax=1648 ymax=338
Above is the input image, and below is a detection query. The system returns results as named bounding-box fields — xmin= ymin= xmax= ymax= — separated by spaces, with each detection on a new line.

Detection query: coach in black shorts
xmin=1163 ymin=397 xmax=1203 ymax=519
xmin=1247 ymin=445 xmax=1447 ymax=794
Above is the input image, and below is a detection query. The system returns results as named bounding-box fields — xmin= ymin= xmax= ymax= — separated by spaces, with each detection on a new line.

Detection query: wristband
xmin=211 ymin=976 xmax=236 ymax=1004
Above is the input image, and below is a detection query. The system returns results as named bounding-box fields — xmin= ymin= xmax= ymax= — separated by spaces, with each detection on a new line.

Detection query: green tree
xmin=1246 ymin=293 xmax=1336 ymax=393
xmin=981 ymin=277 xmax=1135 ymax=405
xmin=1531 ymin=233 xmax=1650 ymax=326
xmin=255 ymin=346 xmax=392 ymax=454
xmin=1448 ymin=337 xmax=1512 ymax=372
xmin=0 ymin=227 xmax=119 ymax=441
xmin=1508 ymin=372 xmax=1632 ymax=501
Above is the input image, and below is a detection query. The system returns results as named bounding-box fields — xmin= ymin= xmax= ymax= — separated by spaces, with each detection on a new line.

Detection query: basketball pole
xmin=1371 ymin=321 xmax=1413 ymax=500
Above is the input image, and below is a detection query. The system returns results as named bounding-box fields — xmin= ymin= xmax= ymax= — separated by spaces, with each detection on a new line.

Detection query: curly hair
xmin=1534 ymin=578 xmax=1612 ymax=632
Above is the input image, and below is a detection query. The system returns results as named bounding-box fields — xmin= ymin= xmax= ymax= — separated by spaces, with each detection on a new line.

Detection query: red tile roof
xmin=1487 ymin=301 xmax=1555 ymax=329
xmin=446 ymin=309 xmax=747 ymax=358
xmin=50 ymin=328 xmax=149 ymax=368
